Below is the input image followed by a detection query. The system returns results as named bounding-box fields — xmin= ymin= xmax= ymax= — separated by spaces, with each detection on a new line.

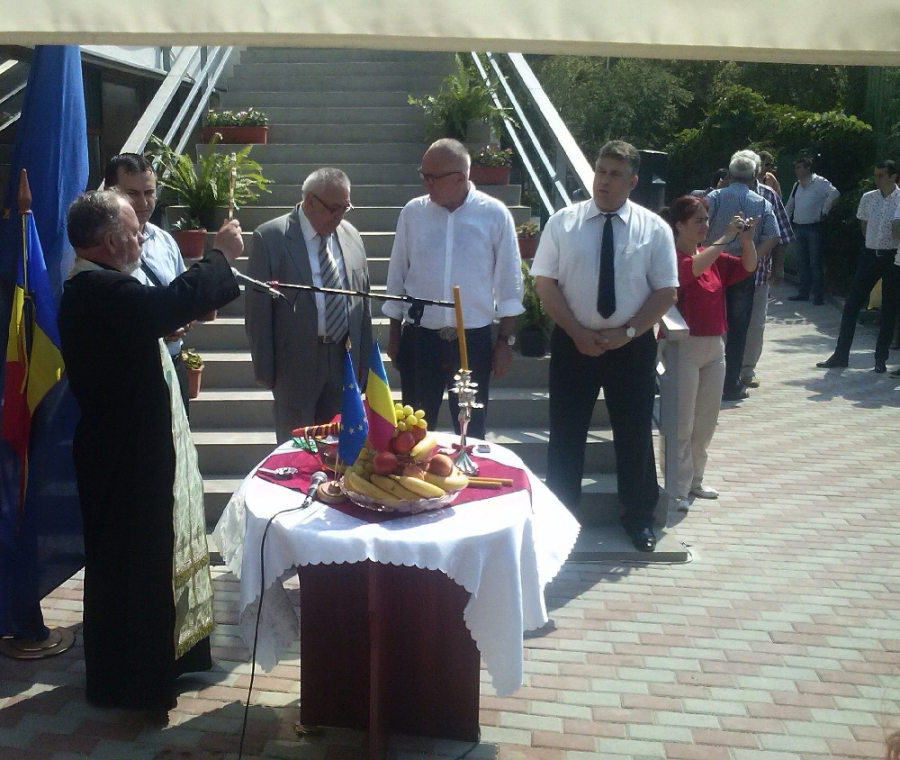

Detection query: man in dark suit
xmin=245 ymin=168 xmax=373 ymax=443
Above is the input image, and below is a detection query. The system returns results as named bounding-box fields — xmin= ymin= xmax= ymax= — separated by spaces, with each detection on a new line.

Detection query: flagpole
xmin=0 ymin=169 xmax=76 ymax=660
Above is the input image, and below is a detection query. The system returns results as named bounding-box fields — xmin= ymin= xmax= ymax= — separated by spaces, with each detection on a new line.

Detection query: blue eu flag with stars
xmin=338 ymin=350 xmax=368 ymax=466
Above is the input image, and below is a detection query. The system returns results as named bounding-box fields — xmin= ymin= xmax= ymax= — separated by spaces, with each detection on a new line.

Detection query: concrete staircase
xmin=188 ymin=48 xmax=641 ymax=539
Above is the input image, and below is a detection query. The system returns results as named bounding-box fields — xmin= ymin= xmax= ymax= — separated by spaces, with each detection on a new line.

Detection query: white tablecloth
xmin=212 ymin=438 xmax=580 ymax=697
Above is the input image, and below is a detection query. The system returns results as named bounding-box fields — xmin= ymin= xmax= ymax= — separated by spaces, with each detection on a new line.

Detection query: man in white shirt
xmin=105 ymin=154 xmax=191 ymax=412
xmin=246 ymin=168 xmax=372 ymax=443
xmin=384 ymin=138 xmax=523 ymax=440
xmin=817 ymin=160 xmax=900 ymax=373
xmin=531 ymin=140 xmax=678 ymax=553
xmin=784 ymin=155 xmax=840 ymax=305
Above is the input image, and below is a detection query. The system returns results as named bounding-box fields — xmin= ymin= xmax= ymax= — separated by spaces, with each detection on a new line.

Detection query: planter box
xmin=517 ymin=234 xmax=539 ymax=260
xmin=469 ymin=165 xmax=510 ymax=185
xmin=518 ymin=327 xmax=548 ymax=358
xmin=167 ymin=205 xmax=227 ymax=234
xmin=201 ymin=125 xmax=268 ymax=144
xmin=186 ymin=365 xmax=204 ymax=399
xmin=171 ymin=229 xmax=207 ymax=260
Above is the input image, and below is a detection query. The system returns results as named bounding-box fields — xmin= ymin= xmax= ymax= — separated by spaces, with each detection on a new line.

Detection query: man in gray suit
xmin=245 ymin=168 xmax=372 ymax=443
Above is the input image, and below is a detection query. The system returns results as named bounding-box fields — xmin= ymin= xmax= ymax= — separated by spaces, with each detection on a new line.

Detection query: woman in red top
xmin=661 ymin=195 xmax=758 ymax=511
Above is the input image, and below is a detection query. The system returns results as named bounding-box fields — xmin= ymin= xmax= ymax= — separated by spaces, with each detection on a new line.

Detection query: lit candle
xmin=453 ymin=285 xmax=468 ymax=372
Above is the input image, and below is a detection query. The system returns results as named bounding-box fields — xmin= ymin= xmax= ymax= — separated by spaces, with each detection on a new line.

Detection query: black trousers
xmin=396 ymin=324 xmax=492 ymax=440
xmin=546 ymin=327 xmax=659 ymax=529
xmin=834 ymin=248 xmax=900 ymax=363
xmin=723 ymin=276 xmax=755 ymax=392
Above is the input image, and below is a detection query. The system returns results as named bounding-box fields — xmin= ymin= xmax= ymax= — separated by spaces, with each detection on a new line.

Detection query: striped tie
xmin=317 ymin=234 xmax=348 ymax=341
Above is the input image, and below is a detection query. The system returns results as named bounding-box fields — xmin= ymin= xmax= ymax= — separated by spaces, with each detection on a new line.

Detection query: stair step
xmin=268 ymin=123 xmax=425 ymax=143
xmin=262 ymin=184 xmax=521 ymax=208
xmin=239 ymin=49 xmax=455 ymax=66
xmin=224 ymin=74 xmax=444 ymax=94
xmin=190 ymin=386 xmax=609 ymax=430
xmin=206 ymin=142 xmax=426 ymax=164
xmin=262 ymin=107 xmax=422 ymax=125
xmin=221 ymin=91 xmax=418 ymax=108
xmin=230 ymin=61 xmax=453 ymax=79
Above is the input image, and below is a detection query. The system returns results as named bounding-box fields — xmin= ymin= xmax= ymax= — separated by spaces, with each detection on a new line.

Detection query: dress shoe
xmin=813 ymin=296 xmax=825 ymax=306
xmin=690 ymin=484 xmax=719 ymax=499
xmin=875 ymin=360 xmax=887 ymax=374
xmin=671 ymin=497 xmax=690 ymax=512
xmin=891 ymin=366 xmax=900 ymax=377
xmin=722 ymin=385 xmax=749 ymax=401
xmin=629 ymin=526 xmax=657 ymax=552
xmin=816 ymin=355 xmax=848 ymax=369
xmin=740 ymin=374 xmax=760 ymax=388
xmin=788 ymin=294 xmax=809 ymax=302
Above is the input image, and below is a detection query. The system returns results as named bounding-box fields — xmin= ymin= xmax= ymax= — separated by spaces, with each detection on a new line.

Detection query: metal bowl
xmin=339 ymin=477 xmax=460 ymax=515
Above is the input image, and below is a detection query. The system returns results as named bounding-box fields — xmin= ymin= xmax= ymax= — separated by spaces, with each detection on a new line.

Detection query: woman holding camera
xmin=661 ymin=195 xmax=758 ymax=510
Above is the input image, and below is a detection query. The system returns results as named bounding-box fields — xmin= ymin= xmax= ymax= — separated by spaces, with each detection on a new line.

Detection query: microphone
xmin=231 ymin=267 xmax=289 ymax=302
xmin=300 ymin=470 xmax=329 ymax=509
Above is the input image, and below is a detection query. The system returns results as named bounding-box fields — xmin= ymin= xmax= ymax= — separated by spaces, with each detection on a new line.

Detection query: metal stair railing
xmin=0 ymin=59 xmax=28 ymax=135
xmin=469 ymin=51 xmax=688 ymax=504
xmin=119 ymin=46 xmax=235 ymax=157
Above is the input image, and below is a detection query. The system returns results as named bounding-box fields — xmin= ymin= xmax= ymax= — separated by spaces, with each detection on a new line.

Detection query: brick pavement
xmin=2 ymin=283 xmax=898 ymax=759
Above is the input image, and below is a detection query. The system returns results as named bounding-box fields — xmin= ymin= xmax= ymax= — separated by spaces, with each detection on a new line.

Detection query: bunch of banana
xmin=342 ymin=465 xmax=469 ymax=508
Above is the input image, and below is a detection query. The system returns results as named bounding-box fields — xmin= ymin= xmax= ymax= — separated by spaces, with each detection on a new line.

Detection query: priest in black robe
xmin=58 ymin=190 xmax=243 ymax=712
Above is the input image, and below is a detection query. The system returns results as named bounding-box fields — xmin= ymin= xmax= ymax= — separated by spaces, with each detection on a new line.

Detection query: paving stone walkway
xmin=2 ymin=283 xmax=898 ymax=759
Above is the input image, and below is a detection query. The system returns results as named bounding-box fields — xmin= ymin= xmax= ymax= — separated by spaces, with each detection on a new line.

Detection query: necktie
xmin=597 ymin=212 xmax=617 ymax=318
xmin=317 ymin=234 xmax=348 ymax=341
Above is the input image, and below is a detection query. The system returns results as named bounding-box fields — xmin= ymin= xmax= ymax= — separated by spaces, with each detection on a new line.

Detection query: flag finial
xmin=17 ymin=169 xmax=32 ymax=214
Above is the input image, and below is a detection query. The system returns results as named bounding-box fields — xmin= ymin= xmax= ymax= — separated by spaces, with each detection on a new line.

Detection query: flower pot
xmin=469 ymin=165 xmax=510 ymax=185
xmin=197 ymin=309 xmax=217 ymax=322
xmin=185 ymin=364 xmax=204 ymax=400
xmin=517 ymin=234 xmax=540 ymax=260
xmin=201 ymin=125 xmax=268 ymax=144
xmin=518 ymin=326 xmax=548 ymax=358
xmin=170 ymin=228 xmax=207 ymax=260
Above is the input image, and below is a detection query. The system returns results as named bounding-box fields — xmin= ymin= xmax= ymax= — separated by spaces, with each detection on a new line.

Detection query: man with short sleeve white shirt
xmin=384 ymin=139 xmax=523 ymax=440
xmin=531 ymin=140 xmax=678 ymax=553
xmin=817 ymin=160 xmax=900 ymax=373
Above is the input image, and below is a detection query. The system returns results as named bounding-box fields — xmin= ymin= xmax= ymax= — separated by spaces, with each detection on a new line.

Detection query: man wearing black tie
xmin=532 ymin=141 xmax=678 ymax=552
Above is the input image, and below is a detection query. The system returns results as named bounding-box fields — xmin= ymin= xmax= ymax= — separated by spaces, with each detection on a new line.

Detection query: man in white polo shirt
xmin=531 ymin=140 xmax=678 ymax=553
xmin=817 ymin=160 xmax=900 ymax=373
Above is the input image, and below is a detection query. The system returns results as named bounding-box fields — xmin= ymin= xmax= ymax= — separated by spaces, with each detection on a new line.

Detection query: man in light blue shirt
xmin=105 ymin=154 xmax=191 ymax=412
xmin=705 ymin=150 xmax=780 ymax=401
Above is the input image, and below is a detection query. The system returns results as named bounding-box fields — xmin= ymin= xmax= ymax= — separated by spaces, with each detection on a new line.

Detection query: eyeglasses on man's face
xmin=312 ymin=192 xmax=353 ymax=216
xmin=418 ymin=168 xmax=464 ymax=184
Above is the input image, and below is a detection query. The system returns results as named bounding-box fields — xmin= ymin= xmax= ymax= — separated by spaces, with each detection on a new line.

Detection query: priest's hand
xmin=214 ymin=220 xmax=244 ymax=260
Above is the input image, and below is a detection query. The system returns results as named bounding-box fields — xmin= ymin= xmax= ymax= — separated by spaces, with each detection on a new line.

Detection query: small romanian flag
xmin=364 ymin=339 xmax=397 ymax=452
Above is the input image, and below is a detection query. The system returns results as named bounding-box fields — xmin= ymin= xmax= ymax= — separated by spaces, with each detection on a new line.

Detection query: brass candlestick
xmin=450 ymin=370 xmax=482 ymax=475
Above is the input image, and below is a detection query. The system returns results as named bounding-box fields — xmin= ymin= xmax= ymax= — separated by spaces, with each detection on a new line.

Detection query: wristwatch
xmin=624 ymin=325 xmax=637 ymax=341
xmin=499 ymin=334 xmax=516 ymax=346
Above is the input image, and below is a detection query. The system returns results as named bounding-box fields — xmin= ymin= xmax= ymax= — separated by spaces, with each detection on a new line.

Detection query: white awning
xmin=4 ymin=0 xmax=899 ymax=65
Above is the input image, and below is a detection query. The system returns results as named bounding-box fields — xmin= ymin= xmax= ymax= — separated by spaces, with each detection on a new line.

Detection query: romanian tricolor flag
xmin=364 ymin=339 xmax=397 ymax=452
xmin=1 ymin=202 xmax=65 ymax=519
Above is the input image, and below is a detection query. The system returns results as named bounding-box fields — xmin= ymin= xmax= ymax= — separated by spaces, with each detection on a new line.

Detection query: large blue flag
xmin=0 ymin=45 xmax=88 ymax=639
xmin=337 ymin=349 xmax=368 ymax=466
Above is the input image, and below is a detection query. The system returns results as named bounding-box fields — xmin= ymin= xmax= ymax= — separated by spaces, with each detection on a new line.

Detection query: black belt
xmin=869 ymin=248 xmax=898 ymax=255
xmin=406 ymin=324 xmax=491 ymax=342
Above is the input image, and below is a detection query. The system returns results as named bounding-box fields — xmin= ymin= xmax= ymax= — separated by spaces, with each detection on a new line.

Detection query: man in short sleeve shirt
xmin=531 ymin=140 xmax=678 ymax=553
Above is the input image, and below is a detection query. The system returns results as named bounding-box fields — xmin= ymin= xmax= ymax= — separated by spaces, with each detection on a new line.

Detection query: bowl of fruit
xmin=340 ymin=404 xmax=469 ymax=513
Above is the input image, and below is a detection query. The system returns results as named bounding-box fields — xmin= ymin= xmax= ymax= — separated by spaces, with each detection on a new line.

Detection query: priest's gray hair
xmin=729 ymin=150 xmax=760 ymax=182
xmin=427 ymin=138 xmax=471 ymax=172
xmin=67 ymin=190 xmax=125 ymax=249
xmin=302 ymin=168 xmax=351 ymax=197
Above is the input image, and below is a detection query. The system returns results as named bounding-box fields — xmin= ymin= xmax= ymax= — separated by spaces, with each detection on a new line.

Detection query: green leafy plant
xmin=205 ymin=108 xmax=268 ymax=127
xmin=518 ymin=260 xmax=552 ymax=334
xmin=516 ymin=221 xmax=540 ymax=238
xmin=170 ymin=215 xmax=205 ymax=232
xmin=408 ymin=54 xmax=512 ymax=140
xmin=470 ymin=144 xmax=513 ymax=167
xmin=147 ymin=134 xmax=272 ymax=222
xmin=180 ymin=348 xmax=203 ymax=369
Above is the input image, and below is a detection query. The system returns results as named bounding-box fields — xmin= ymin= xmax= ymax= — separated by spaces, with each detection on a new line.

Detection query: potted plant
xmin=469 ymin=144 xmax=513 ymax=185
xmin=181 ymin=347 xmax=204 ymax=399
xmin=516 ymin=220 xmax=541 ymax=260
xmin=147 ymin=133 xmax=272 ymax=231
xmin=408 ymin=54 xmax=511 ymax=142
xmin=201 ymin=108 xmax=269 ymax=144
xmin=169 ymin=216 xmax=207 ymax=261
xmin=517 ymin=260 xmax=552 ymax=357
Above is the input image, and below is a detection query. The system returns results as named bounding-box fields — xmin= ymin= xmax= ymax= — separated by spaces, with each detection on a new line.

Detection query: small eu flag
xmin=338 ymin=349 xmax=368 ymax=466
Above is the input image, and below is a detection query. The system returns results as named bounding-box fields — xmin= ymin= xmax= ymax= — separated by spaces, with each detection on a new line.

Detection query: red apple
xmin=427 ymin=453 xmax=454 ymax=477
xmin=372 ymin=451 xmax=398 ymax=476
xmin=410 ymin=424 xmax=427 ymax=443
xmin=390 ymin=431 xmax=416 ymax=455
